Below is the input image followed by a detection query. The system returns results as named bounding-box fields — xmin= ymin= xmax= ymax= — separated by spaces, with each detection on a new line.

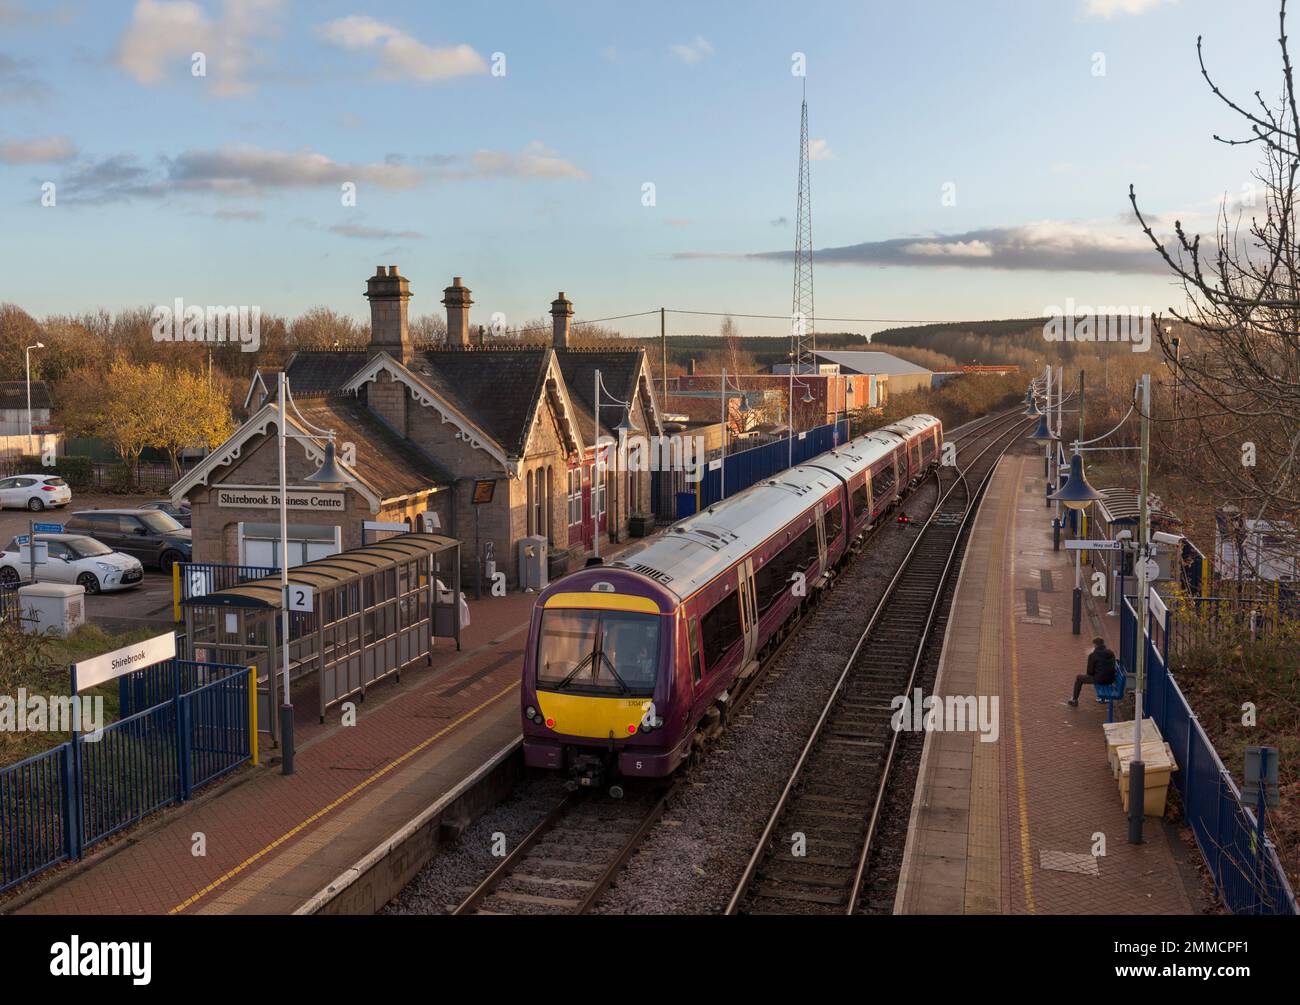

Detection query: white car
xmin=0 ymin=474 xmax=72 ymax=511
xmin=0 ymin=533 xmax=144 ymax=594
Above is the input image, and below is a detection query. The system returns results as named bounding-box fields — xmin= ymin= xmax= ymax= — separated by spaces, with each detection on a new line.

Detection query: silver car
xmin=0 ymin=533 xmax=144 ymax=594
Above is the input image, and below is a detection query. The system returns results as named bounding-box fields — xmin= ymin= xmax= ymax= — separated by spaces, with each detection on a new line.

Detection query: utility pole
xmin=1129 ymin=373 xmax=1151 ymax=845
xmin=660 ymin=308 xmax=667 ymax=405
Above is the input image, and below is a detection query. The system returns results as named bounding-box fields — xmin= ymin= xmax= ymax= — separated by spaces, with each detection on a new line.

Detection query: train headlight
xmin=525 ymin=705 xmax=537 ymax=721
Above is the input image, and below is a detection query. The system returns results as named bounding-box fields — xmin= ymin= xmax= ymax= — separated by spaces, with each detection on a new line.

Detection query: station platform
xmin=2 ymin=563 xmax=580 ymax=915
xmin=894 ymin=450 xmax=1195 ymax=915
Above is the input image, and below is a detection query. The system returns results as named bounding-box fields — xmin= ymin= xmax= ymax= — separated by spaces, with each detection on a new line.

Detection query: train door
xmin=737 ymin=558 xmax=759 ymax=668
xmin=815 ymin=503 xmax=828 ymax=570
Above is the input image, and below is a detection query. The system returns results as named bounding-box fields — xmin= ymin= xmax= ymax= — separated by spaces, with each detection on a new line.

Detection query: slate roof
xmin=553 ymin=347 xmax=646 ymax=443
xmin=0 ymin=380 xmax=51 ymax=410
xmin=284 ymin=352 xmax=370 ymax=395
xmin=406 ymin=348 xmax=552 ymax=456
xmin=294 ymin=396 xmax=452 ymax=499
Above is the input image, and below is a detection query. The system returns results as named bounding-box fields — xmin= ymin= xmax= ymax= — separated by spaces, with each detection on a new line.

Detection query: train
xmin=520 ymin=413 xmax=944 ymax=793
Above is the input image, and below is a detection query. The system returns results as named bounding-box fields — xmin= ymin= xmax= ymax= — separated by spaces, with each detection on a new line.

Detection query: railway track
xmin=725 ymin=411 xmax=1031 ymax=915
xmin=449 ymin=409 xmax=1025 ymax=916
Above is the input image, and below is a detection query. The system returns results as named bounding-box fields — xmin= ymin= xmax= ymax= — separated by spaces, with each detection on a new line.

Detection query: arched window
xmin=545 ymin=466 xmax=554 ymax=543
xmin=533 ymin=468 xmax=544 ymax=540
xmin=526 ymin=469 xmax=535 ymax=537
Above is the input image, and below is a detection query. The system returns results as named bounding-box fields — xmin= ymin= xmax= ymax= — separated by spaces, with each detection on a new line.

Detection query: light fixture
xmin=615 ymin=408 xmax=637 ymax=434
xmin=1049 ymin=452 xmax=1104 ymax=510
xmin=1027 ymin=413 xmax=1057 ymax=442
xmin=305 ymin=440 xmax=352 ymax=490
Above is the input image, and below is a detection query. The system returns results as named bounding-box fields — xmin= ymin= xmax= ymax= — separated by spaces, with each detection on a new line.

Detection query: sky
xmin=0 ymin=0 xmax=1290 ymax=339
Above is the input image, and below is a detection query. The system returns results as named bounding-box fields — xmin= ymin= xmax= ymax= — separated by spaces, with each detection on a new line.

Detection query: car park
xmin=0 ymin=532 xmax=144 ymax=593
xmin=63 ymin=508 xmax=193 ymax=572
xmin=0 ymin=474 xmax=72 ymax=511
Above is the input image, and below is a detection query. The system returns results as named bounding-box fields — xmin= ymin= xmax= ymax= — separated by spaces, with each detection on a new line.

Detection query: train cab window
xmin=824 ymin=499 xmax=843 ymax=540
xmin=536 ymin=608 xmax=660 ymax=697
xmin=851 ymin=485 xmax=870 ymax=520
xmin=687 ymin=616 xmax=703 ymax=685
xmin=700 ymin=593 xmax=742 ymax=672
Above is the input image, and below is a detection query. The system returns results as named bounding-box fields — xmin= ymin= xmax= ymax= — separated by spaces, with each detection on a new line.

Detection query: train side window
xmin=852 ymin=485 xmax=870 ymax=519
xmin=700 ymin=592 xmax=742 ymax=671
xmin=687 ymin=616 xmax=703 ymax=685
xmin=825 ymin=499 xmax=843 ymax=539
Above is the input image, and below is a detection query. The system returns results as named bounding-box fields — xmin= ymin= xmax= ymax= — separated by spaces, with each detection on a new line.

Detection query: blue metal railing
xmin=0 ymin=659 xmax=252 ymax=896
xmin=0 ymin=745 xmax=72 ymax=893
xmin=178 ymin=562 xmax=277 ymax=603
xmin=1120 ymin=595 xmax=1297 ymax=914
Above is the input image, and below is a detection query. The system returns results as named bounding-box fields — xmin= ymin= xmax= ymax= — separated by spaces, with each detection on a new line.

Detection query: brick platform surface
xmin=3 ymin=546 xmax=638 ymax=914
xmin=896 ymin=451 xmax=1193 ymax=915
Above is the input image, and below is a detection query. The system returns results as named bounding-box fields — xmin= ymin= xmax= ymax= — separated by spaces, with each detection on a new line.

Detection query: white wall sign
xmin=74 ymin=633 xmax=176 ymax=691
xmin=287 ymin=584 xmax=315 ymax=612
xmin=216 ymin=488 xmax=346 ymax=511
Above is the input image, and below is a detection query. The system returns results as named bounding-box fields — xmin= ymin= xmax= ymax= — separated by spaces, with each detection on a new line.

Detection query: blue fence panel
xmin=79 ymin=702 xmax=180 ymax=850
xmin=179 ymin=562 xmax=276 ymax=603
xmin=184 ymin=670 xmax=251 ymax=791
xmin=0 ymin=744 xmax=72 ymax=892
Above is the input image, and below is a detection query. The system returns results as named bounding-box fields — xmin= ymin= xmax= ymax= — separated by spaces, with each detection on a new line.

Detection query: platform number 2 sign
xmin=288 ymin=584 xmax=315 ymax=613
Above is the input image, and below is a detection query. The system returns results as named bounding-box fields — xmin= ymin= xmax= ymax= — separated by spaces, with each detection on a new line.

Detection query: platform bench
xmin=1095 ymin=662 xmax=1128 ymax=723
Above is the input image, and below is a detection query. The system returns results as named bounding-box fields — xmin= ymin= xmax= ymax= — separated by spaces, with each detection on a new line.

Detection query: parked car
xmin=63 ymin=509 xmax=192 ymax=572
xmin=0 ymin=533 xmax=144 ymax=593
xmin=0 ymin=473 xmax=72 ymax=511
xmin=140 ymin=499 xmax=191 ymax=528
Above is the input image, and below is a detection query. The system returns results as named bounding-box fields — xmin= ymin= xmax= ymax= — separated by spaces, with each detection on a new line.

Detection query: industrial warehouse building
xmin=173 ymin=268 xmax=662 ymax=586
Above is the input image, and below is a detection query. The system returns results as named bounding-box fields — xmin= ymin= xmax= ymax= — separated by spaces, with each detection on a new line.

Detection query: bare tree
xmin=1130 ymin=0 xmax=1300 ymax=575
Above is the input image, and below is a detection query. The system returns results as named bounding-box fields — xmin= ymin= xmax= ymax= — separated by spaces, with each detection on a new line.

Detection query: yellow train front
xmin=521 ymin=568 xmax=685 ymax=792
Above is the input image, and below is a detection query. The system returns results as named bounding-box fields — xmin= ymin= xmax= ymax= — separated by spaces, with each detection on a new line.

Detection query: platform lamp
xmin=1051 ymin=451 xmax=1105 ymax=636
xmin=275 ymin=372 xmax=354 ymax=776
xmin=25 ymin=341 xmax=43 ymax=455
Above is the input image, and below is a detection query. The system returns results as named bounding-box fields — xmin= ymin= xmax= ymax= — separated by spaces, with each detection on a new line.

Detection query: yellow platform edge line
xmin=168 ymin=678 xmax=519 ymax=915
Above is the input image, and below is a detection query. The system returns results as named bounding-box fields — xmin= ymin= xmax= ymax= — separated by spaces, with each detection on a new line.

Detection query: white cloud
xmin=903 ymin=240 xmax=994 ymax=258
xmin=167 ymin=144 xmax=423 ymax=193
xmin=0 ymin=134 xmax=76 ymax=163
xmin=1084 ymin=0 xmax=1177 ymax=18
xmin=670 ymin=35 xmax=714 ymax=64
xmin=459 ymin=141 xmax=587 ymax=180
xmin=808 ymin=138 xmax=832 ymax=161
xmin=318 ymin=15 xmax=487 ymax=81
xmin=114 ymin=0 xmax=286 ymax=98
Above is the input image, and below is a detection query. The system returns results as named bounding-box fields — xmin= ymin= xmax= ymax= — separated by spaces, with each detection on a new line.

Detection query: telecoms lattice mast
xmin=792 ymin=81 xmax=815 ymax=374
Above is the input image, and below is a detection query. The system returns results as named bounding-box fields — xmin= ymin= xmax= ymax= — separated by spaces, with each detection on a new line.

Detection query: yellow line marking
xmin=168 ymin=678 xmax=519 ymax=915
xmin=1007 ymin=456 xmax=1036 ymax=914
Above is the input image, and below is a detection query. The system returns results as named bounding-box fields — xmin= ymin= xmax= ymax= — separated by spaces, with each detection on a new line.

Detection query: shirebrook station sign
xmin=215 ymin=488 xmax=347 ymax=511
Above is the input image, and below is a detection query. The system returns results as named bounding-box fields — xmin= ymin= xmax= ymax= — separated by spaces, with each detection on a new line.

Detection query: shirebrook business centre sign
xmin=215 ymin=488 xmax=347 ymax=511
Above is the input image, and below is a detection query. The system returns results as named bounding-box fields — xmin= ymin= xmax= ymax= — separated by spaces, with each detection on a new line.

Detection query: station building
xmin=173 ymin=268 xmax=662 ymax=585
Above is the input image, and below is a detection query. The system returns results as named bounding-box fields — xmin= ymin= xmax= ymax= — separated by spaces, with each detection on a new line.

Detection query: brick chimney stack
xmin=550 ymin=292 xmax=573 ymax=349
xmin=365 ymin=265 xmax=413 ymax=364
xmin=443 ymin=277 xmax=472 ymax=348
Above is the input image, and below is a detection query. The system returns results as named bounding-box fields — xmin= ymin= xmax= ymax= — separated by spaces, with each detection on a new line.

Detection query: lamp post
xmin=275 ymin=372 xmax=352 ymax=775
xmin=786 ymin=373 xmax=815 ymax=468
xmin=1051 ymin=373 xmax=1151 ymax=843
xmin=25 ymin=341 xmax=44 ymax=455
xmin=720 ymin=369 xmax=749 ymax=500
xmin=593 ymin=368 xmax=636 ymax=559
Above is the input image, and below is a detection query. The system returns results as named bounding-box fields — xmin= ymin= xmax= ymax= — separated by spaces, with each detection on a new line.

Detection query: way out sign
xmin=287 ymin=584 xmax=315 ymax=613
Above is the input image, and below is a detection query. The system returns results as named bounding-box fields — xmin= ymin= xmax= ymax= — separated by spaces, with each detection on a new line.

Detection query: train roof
xmin=608 ymin=414 xmax=941 ymax=601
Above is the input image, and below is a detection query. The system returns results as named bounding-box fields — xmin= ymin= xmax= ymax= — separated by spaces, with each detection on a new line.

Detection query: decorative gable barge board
xmin=341 ymin=354 xmax=519 ymax=478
